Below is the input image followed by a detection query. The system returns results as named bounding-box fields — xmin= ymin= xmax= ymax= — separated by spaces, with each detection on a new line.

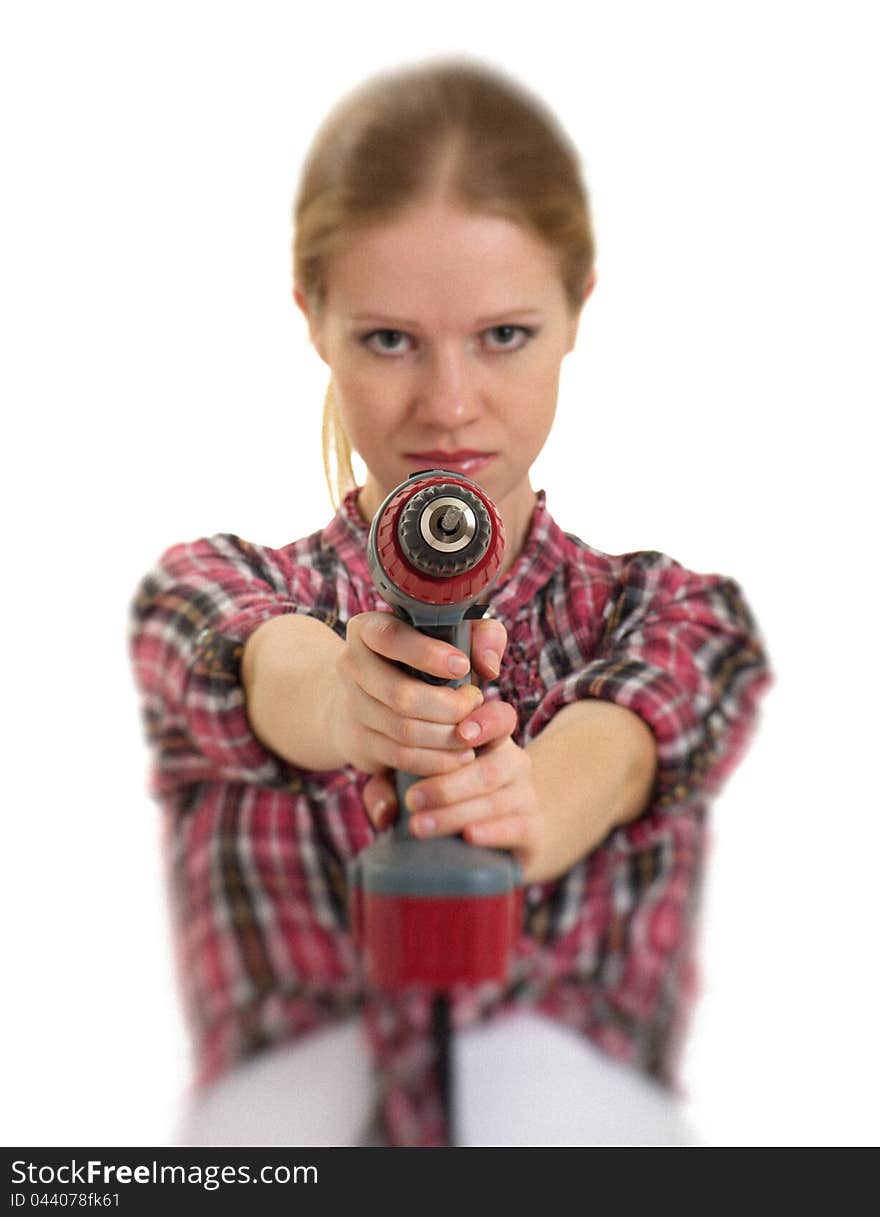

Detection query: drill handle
xmin=393 ymin=616 xmax=475 ymax=838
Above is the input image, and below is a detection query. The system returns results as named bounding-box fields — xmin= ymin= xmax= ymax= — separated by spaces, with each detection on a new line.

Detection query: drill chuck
xmin=368 ymin=473 xmax=504 ymax=621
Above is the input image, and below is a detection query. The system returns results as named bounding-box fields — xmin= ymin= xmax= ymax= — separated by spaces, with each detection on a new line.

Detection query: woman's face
xmin=296 ymin=198 xmax=593 ymax=533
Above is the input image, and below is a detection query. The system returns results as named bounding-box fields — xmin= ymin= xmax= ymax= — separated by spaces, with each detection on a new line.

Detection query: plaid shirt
xmin=128 ymin=487 xmax=774 ymax=1146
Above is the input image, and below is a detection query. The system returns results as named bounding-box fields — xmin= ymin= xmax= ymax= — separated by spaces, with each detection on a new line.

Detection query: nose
xmin=411 ymin=342 xmax=482 ymax=430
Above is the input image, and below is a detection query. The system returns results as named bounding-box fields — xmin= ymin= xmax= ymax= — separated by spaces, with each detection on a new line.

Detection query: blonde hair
xmin=320 ymin=378 xmax=356 ymax=509
xmin=292 ymin=55 xmax=596 ymax=509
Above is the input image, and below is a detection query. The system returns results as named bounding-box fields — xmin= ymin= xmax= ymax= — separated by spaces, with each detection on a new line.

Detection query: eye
xmin=361 ymin=329 xmax=413 ymax=356
xmin=482 ymin=325 xmax=535 ymax=352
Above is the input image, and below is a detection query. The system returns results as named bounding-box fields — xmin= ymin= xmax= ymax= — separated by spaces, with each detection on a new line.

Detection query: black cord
xmin=432 ymin=993 xmax=455 ymax=1146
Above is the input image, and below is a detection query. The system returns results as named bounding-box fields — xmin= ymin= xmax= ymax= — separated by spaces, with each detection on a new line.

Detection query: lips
xmin=404 ymin=450 xmax=496 ymax=475
xmin=407 ymin=450 xmax=491 ymax=460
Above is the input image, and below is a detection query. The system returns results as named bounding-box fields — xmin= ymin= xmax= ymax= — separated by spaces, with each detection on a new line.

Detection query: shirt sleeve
xmin=128 ymin=532 xmax=344 ymax=798
xmin=523 ymin=551 xmax=775 ymax=814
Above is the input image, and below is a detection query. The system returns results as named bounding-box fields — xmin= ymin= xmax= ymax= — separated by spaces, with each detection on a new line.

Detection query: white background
xmin=2 ymin=0 xmax=877 ymax=1147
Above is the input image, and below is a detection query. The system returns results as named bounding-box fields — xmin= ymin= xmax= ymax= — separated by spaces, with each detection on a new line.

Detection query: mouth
xmin=403 ymin=450 xmax=496 ymax=476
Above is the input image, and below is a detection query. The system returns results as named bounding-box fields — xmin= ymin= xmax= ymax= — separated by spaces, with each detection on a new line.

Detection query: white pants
xmin=176 ymin=1012 xmax=697 ymax=1147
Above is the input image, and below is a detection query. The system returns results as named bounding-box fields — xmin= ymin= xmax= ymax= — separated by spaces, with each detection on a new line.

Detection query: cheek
xmin=335 ymin=378 xmax=397 ymax=453
xmin=506 ymin=356 xmax=562 ymax=433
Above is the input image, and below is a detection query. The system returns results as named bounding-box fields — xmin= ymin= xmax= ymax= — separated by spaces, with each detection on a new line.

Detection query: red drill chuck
xmin=349 ymin=470 xmax=523 ymax=992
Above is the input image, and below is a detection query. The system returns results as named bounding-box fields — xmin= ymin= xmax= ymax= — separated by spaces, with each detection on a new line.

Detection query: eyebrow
xmin=349 ymin=309 xmax=546 ymax=328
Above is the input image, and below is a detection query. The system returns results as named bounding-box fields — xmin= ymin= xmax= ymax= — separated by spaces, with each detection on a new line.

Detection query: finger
xmin=363 ymin=771 xmax=398 ymax=830
xmin=355 ymin=657 xmax=484 ymax=725
xmin=351 ymin=611 xmax=473 ymax=681
xmin=455 ymin=698 xmax=518 ymax=746
xmin=470 ymin=618 xmax=508 ymax=679
xmin=408 ymin=782 xmax=525 ymax=840
xmin=364 ymin=726 xmax=477 ymax=778
xmin=405 ymin=740 xmax=523 ymax=813
xmin=352 ymin=682 xmax=478 ymax=752
xmin=463 ymin=811 xmax=541 ymax=851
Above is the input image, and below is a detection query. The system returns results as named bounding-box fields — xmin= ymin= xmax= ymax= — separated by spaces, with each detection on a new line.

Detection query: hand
xmin=361 ymin=619 xmax=548 ymax=883
xmin=329 ymin=611 xmax=507 ymax=778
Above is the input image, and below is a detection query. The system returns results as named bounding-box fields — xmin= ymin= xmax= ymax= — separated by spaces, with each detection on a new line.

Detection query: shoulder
xmin=546 ymin=526 xmax=747 ymax=639
xmin=140 ymin=526 xmax=345 ymax=599
xmin=551 ymin=526 xmax=690 ymax=602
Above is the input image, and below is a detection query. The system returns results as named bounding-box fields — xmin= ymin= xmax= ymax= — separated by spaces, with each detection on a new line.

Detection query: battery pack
xmin=353 ymin=887 xmax=524 ymax=990
xmin=349 ymin=832 xmax=522 ymax=991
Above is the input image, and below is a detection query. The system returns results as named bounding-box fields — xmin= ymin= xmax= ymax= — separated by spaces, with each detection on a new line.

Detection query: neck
xmin=493 ymin=480 xmax=537 ymax=578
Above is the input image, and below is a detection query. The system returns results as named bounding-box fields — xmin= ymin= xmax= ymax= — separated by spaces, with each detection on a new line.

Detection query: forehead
xmin=323 ymin=201 xmax=564 ymax=320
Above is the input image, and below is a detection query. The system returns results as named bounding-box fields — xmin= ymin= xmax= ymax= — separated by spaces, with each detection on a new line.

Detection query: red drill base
xmin=354 ymin=889 xmax=523 ymax=991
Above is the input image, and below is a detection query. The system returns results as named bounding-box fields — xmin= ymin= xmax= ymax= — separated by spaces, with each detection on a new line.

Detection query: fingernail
xmin=407 ymin=787 xmax=426 ymax=812
xmin=459 ymin=721 xmax=480 ymax=741
xmin=449 ymin=653 xmax=470 ymax=676
xmin=374 ymin=799 xmax=393 ymax=829
xmin=485 ymin=650 xmax=501 ymax=675
xmin=412 ymin=815 xmax=436 ymax=837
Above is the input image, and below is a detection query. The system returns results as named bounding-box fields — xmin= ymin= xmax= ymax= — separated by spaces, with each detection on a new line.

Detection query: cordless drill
xmin=349 ymin=470 xmax=523 ymax=992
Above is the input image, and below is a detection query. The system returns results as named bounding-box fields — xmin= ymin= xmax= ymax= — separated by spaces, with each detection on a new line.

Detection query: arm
xmin=240 ymin=613 xmax=346 ymax=771
xmin=520 ymin=698 xmax=659 ymax=877
xmin=524 ymin=554 xmax=775 ymax=813
xmin=128 ymin=533 xmax=338 ymax=795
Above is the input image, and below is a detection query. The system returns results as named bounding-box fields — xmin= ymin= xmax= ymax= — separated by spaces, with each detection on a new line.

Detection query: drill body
xmin=349 ymin=470 xmax=523 ymax=992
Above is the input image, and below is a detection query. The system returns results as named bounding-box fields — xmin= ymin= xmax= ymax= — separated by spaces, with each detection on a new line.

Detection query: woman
xmin=129 ymin=57 xmax=773 ymax=1146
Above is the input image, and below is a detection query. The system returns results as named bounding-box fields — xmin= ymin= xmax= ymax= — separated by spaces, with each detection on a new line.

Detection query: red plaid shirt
xmin=128 ymin=488 xmax=773 ymax=1146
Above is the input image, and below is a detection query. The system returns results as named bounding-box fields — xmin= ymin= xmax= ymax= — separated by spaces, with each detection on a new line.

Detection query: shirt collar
xmin=321 ymin=486 xmax=569 ymax=620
